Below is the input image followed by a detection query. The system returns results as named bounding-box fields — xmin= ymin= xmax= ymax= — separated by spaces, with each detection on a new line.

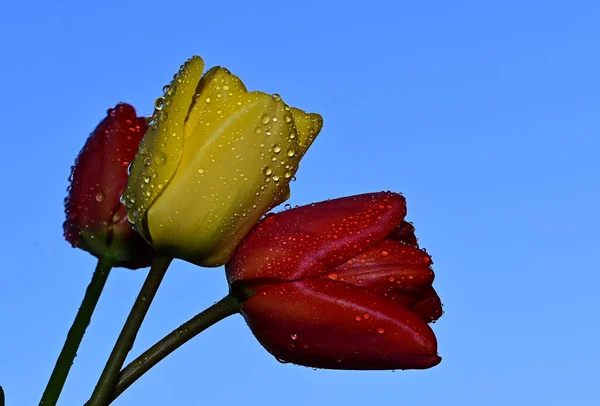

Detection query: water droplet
xmin=284 ymin=114 xmax=292 ymax=123
xmin=377 ymin=327 xmax=385 ymax=334
xmin=290 ymin=333 xmax=298 ymax=340
xmin=381 ymin=251 xmax=389 ymax=257
xmin=162 ymin=84 xmax=170 ymax=93
xmin=355 ymin=316 xmax=362 ymax=321
xmin=198 ymin=168 xmax=205 ymax=174
xmin=143 ymin=176 xmax=151 ymax=183
xmin=264 ymin=167 xmax=272 ymax=176
xmin=286 ymin=149 xmax=295 ymax=157
xmin=95 ymin=192 xmax=105 ymax=202
xmin=273 ymin=145 xmax=281 ymax=154
xmin=284 ymin=204 xmax=292 ymax=210
xmin=223 ymin=85 xmax=230 ymax=91
xmin=272 ymin=175 xmax=280 ymax=182
xmin=284 ymin=171 xmax=292 ymax=179
xmin=275 ymin=357 xmax=289 ymax=364
xmin=255 ymin=127 xmax=262 ymax=134
xmin=154 ymin=151 xmax=167 ymax=166
xmin=154 ymin=97 xmax=165 ymax=110
xmin=363 ymin=313 xmax=370 ymax=319
xmin=272 ymin=93 xmax=281 ymax=102
xmin=261 ymin=114 xmax=270 ymax=124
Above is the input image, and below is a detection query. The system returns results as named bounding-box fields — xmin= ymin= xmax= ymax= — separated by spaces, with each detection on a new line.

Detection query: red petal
xmin=389 ymin=221 xmax=419 ymax=247
xmin=327 ymin=239 xmax=434 ymax=296
xmin=241 ymin=278 xmax=441 ymax=370
xmin=412 ymin=287 xmax=444 ymax=323
xmin=227 ymin=192 xmax=407 ymax=285
xmin=63 ymin=103 xmax=153 ymax=268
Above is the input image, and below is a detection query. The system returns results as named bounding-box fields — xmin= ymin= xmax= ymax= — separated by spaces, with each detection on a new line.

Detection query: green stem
xmin=87 ymin=256 xmax=172 ymax=406
xmin=108 ymin=295 xmax=240 ymax=404
xmin=39 ymin=256 xmax=114 ymax=406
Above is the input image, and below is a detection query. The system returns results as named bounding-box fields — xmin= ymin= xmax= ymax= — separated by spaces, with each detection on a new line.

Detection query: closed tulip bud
xmin=123 ymin=56 xmax=323 ymax=267
xmin=226 ymin=192 xmax=443 ymax=370
xmin=64 ymin=103 xmax=154 ymax=269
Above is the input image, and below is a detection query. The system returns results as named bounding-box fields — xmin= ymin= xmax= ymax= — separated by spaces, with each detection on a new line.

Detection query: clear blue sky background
xmin=1 ymin=0 xmax=598 ymax=405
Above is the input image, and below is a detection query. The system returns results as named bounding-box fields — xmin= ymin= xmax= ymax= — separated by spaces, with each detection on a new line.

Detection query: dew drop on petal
xmin=154 ymin=151 xmax=167 ymax=166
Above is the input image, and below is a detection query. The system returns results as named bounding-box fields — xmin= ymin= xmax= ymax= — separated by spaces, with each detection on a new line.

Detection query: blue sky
xmin=1 ymin=0 xmax=599 ymax=405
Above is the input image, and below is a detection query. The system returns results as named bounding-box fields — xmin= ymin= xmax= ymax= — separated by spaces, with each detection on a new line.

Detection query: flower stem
xmin=108 ymin=295 xmax=240 ymax=404
xmin=39 ymin=256 xmax=114 ymax=406
xmin=87 ymin=256 xmax=172 ymax=406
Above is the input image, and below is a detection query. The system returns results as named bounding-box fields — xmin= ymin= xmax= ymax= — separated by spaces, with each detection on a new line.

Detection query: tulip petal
xmin=123 ymin=56 xmax=205 ymax=239
xmin=413 ymin=287 xmax=443 ymax=323
xmin=328 ymin=239 xmax=434 ymax=295
xmin=390 ymin=221 xmax=419 ymax=247
xmin=183 ymin=67 xmax=248 ymax=145
xmin=242 ymin=278 xmax=440 ymax=370
xmin=290 ymin=107 xmax=323 ymax=160
xmin=64 ymin=103 xmax=154 ymax=268
xmin=146 ymin=82 xmax=303 ymax=266
xmin=227 ymin=192 xmax=407 ymax=285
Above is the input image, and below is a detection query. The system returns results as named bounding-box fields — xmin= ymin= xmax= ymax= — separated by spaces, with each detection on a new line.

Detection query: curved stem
xmin=39 ymin=256 xmax=114 ymax=406
xmin=108 ymin=295 xmax=240 ymax=404
xmin=87 ymin=256 xmax=172 ymax=406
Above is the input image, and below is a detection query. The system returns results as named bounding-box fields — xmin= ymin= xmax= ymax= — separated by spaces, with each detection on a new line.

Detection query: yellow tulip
xmin=123 ymin=56 xmax=323 ymax=267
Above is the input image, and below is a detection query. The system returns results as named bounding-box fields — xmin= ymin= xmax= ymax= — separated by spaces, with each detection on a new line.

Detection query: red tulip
xmin=226 ymin=192 xmax=443 ymax=370
xmin=64 ymin=103 xmax=154 ymax=269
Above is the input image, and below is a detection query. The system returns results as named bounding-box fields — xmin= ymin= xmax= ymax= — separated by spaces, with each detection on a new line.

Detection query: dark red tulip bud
xmin=64 ymin=103 xmax=154 ymax=269
xmin=226 ymin=192 xmax=443 ymax=370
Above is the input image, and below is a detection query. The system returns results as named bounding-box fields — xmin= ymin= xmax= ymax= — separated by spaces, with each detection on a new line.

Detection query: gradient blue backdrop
xmin=1 ymin=0 xmax=598 ymax=405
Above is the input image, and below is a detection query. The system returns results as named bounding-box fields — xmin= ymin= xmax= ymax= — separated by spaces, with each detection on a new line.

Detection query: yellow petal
xmin=123 ymin=56 xmax=205 ymax=238
xmin=290 ymin=108 xmax=323 ymax=160
xmin=147 ymin=89 xmax=300 ymax=266
xmin=183 ymin=67 xmax=248 ymax=145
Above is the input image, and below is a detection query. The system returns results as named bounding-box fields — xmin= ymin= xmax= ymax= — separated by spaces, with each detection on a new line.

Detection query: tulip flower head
xmin=226 ymin=192 xmax=443 ymax=370
xmin=124 ymin=56 xmax=323 ymax=267
xmin=64 ymin=103 xmax=155 ymax=269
